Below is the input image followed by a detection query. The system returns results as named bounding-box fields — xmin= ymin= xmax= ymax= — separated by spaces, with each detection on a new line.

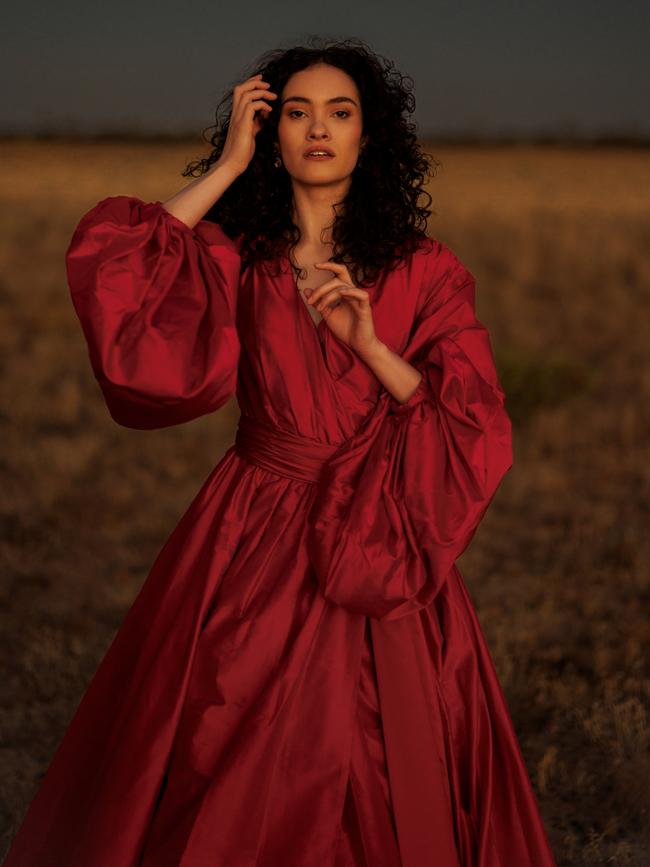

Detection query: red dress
xmin=3 ymin=196 xmax=558 ymax=867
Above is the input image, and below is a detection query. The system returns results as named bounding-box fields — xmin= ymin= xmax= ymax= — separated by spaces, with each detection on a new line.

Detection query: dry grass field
xmin=1 ymin=139 xmax=649 ymax=864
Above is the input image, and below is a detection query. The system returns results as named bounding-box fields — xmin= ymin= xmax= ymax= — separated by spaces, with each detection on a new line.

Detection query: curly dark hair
xmin=182 ymin=36 xmax=440 ymax=287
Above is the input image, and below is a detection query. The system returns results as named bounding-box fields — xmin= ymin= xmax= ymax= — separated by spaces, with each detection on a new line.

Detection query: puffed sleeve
xmin=65 ymin=195 xmax=242 ymax=429
xmin=306 ymin=241 xmax=513 ymax=621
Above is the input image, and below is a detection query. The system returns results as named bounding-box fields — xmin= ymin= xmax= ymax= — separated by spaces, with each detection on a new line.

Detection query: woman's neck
xmin=290 ymin=180 xmax=348 ymax=247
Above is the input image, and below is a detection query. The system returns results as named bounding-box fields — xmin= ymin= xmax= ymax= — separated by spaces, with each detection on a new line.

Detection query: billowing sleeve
xmin=306 ymin=245 xmax=513 ymax=621
xmin=65 ymin=195 xmax=242 ymax=429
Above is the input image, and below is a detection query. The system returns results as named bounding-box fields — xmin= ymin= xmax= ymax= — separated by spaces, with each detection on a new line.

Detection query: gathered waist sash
xmin=234 ymin=413 xmax=341 ymax=484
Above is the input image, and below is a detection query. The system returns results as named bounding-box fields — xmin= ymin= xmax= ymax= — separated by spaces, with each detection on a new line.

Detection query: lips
xmin=303 ymin=147 xmax=335 ymax=157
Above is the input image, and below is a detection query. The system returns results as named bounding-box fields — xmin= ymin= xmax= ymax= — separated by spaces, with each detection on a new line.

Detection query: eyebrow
xmin=280 ymin=95 xmax=358 ymax=107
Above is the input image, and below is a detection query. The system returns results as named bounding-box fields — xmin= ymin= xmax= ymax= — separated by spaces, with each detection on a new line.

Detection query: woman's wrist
xmin=161 ymin=160 xmax=241 ymax=229
xmin=356 ymin=339 xmax=424 ymax=405
xmin=210 ymin=157 xmax=244 ymax=181
xmin=354 ymin=337 xmax=389 ymax=365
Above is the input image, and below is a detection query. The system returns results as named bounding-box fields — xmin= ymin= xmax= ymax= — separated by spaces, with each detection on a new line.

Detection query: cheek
xmin=345 ymin=124 xmax=364 ymax=150
xmin=344 ymin=135 xmax=364 ymax=161
xmin=278 ymin=123 xmax=304 ymax=155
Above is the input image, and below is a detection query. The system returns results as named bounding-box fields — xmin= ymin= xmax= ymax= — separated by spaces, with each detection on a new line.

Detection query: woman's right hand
xmin=217 ymin=73 xmax=278 ymax=177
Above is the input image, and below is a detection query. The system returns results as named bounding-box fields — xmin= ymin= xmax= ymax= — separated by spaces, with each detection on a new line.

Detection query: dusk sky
xmin=3 ymin=0 xmax=648 ymax=139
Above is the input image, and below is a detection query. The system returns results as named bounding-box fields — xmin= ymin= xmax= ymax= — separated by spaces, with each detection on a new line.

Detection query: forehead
xmin=281 ymin=64 xmax=359 ymax=101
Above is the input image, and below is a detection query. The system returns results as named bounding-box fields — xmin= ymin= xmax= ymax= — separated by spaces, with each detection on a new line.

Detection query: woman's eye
xmin=287 ymin=109 xmax=350 ymax=118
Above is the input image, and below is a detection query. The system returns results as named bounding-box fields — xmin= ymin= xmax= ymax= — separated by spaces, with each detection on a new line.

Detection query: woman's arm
xmin=307 ymin=248 xmax=513 ymax=621
xmin=162 ymin=72 xmax=277 ymax=228
xmin=160 ymin=159 xmax=242 ymax=230
xmin=356 ymin=339 xmax=424 ymax=405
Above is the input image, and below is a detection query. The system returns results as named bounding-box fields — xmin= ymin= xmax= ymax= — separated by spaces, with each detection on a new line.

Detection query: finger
xmin=248 ymin=97 xmax=277 ymax=112
xmin=313 ymin=261 xmax=353 ymax=280
xmin=236 ymin=90 xmax=278 ymax=117
xmin=233 ymin=79 xmax=275 ymax=113
xmin=336 ymin=287 xmax=370 ymax=303
xmin=245 ymin=88 xmax=277 ymax=99
xmin=307 ymin=271 xmax=361 ymax=300
xmin=313 ymin=262 xmax=354 ymax=291
xmin=310 ymin=283 xmax=368 ymax=308
xmin=306 ymin=279 xmax=349 ymax=306
xmin=238 ymin=98 xmax=276 ymax=124
xmin=314 ymin=261 xmax=347 ymax=270
xmin=250 ymin=86 xmax=270 ymax=100
xmin=232 ymin=77 xmax=260 ymax=108
xmin=236 ymin=74 xmax=267 ymax=90
xmin=313 ymin=286 xmax=359 ymax=313
xmin=317 ymin=291 xmax=371 ymax=323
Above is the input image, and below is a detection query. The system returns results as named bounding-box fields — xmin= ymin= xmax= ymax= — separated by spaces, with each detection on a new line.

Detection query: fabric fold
xmin=65 ymin=196 xmax=242 ymax=429
xmin=306 ymin=274 xmax=513 ymax=621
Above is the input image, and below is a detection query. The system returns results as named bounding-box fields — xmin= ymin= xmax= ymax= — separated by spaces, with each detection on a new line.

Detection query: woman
xmin=3 ymin=38 xmax=558 ymax=867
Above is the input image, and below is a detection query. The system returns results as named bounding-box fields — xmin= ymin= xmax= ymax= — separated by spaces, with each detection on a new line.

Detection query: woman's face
xmin=276 ymin=62 xmax=365 ymax=186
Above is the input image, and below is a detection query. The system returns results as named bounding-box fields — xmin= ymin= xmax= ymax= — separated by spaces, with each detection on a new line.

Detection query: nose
xmin=307 ymin=120 xmax=331 ymax=138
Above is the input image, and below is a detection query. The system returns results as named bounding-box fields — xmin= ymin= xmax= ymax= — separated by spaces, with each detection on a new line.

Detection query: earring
xmin=273 ymin=149 xmax=282 ymax=168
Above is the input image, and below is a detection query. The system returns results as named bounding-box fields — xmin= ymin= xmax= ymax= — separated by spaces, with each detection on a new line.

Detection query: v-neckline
xmin=284 ymin=252 xmax=328 ymax=351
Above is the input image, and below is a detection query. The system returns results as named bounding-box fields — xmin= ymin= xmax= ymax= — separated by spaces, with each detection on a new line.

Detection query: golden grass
xmin=0 ymin=140 xmax=649 ymax=864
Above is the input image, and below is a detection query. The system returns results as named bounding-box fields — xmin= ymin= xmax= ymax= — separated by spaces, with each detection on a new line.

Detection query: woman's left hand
xmin=306 ymin=261 xmax=382 ymax=359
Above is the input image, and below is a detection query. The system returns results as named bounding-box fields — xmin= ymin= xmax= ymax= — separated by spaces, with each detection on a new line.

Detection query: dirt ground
xmin=1 ymin=139 xmax=649 ymax=864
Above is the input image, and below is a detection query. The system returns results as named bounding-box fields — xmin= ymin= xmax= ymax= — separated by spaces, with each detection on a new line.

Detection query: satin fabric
xmin=3 ymin=196 xmax=558 ymax=866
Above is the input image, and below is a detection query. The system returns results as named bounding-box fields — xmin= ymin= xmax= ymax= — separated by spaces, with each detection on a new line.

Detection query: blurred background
xmin=1 ymin=2 xmax=649 ymax=864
